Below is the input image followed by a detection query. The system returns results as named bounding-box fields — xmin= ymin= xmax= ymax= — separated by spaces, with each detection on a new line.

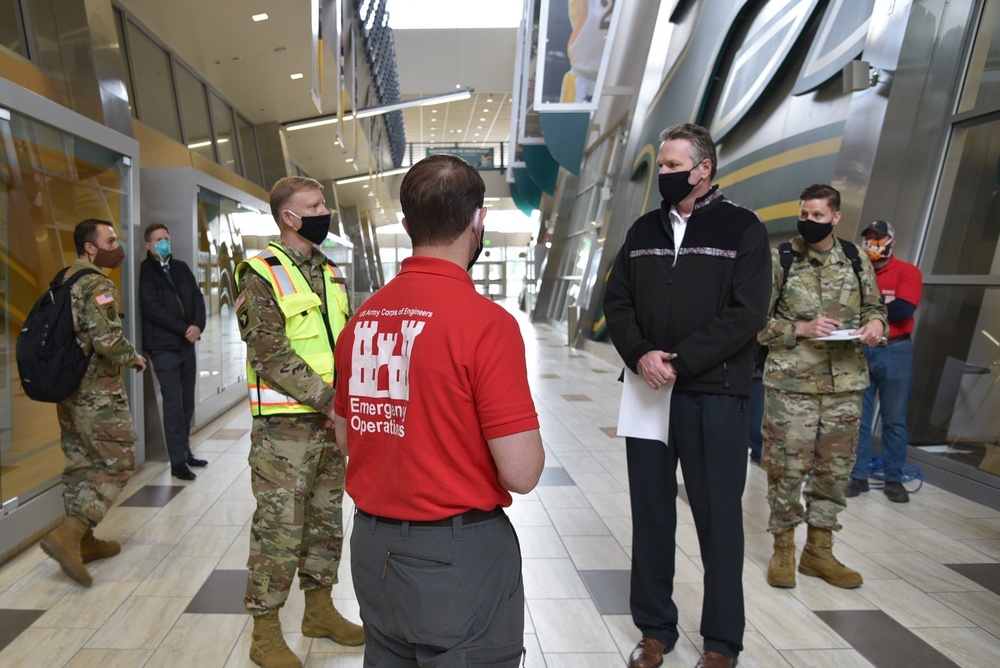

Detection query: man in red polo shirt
xmin=847 ymin=220 xmax=922 ymax=503
xmin=333 ymin=154 xmax=545 ymax=666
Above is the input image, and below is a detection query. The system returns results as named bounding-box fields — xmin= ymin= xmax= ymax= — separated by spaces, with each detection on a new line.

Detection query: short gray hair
xmin=659 ymin=123 xmax=717 ymax=179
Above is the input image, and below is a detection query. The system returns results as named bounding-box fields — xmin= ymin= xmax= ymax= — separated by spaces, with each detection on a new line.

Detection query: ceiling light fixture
xmin=335 ymin=166 xmax=409 ymax=186
xmin=252 ymin=13 xmax=268 ymax=21
xmin=290 ymin=73 xmax=304 ymax=80
xmin=353 ymin=88 xmax=473 ymax=120
xmin=284 ymin=114 xmax=355 ymax=131
xmin=187 ymin=138 xmax=229 ymax=149
xmin=284 ymin=89 xmax=472 ymax=131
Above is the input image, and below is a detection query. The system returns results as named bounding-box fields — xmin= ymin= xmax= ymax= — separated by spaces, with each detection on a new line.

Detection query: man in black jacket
xmin=140 ymin=223 xmax=208 ymax=480
xmin=605 ymin=124 xmax=771 ymax=668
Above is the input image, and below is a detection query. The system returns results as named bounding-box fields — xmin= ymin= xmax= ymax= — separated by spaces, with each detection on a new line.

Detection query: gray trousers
xmin=350 ymin=509 xmax=525 ymax=667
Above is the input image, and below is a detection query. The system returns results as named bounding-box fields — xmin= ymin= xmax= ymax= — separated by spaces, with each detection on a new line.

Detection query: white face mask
xmin=467 ymin=208 xmax=484 ymax=271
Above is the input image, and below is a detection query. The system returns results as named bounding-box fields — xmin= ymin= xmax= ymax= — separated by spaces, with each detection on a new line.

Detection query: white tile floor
xmin=2 ymin=304 xmax=1000 ymax=667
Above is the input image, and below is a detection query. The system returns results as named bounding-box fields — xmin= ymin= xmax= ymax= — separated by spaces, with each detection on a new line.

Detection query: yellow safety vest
xmin=236 ymin=243 xmax=349 ymax=416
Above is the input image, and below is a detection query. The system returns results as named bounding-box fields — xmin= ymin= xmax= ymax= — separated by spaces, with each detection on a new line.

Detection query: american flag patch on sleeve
xmin=234 ymin=292 xmax=246 ymax=310
xmin=94 ymin=291 xmax=115 ymax=306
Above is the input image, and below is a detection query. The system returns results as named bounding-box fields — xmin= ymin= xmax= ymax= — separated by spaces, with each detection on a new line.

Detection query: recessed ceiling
xmin=116 ymin=0 xmax=521 ymax=226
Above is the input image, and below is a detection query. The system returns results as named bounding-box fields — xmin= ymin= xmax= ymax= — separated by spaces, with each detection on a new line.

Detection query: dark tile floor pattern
xmin=945 ymin=562 xmax=1000 ymax=597
xmin=119 ymin=484 xmax=186 ymax=507
xmin=537 ymin=467 xmax=574 ymax=486
xmin=0 ymin=610 xmax=44 ymax=652
xmin=209 ymin=428 xmax=249 ymax=440
xmin=580 ymin=570 xmax=631 ymax=615
xmin=816 ymin=610 xmax=960 ymax=668
xmin=186 ymin=569 xmax=248 ymax=614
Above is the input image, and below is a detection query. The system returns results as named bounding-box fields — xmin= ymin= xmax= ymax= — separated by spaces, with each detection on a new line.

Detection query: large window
xmin=910 ymin=1 xmax=1000 ymax=483
xmin=0 ymin=108 xmax=130 ymax=506
xmin=196 ymin=188 xmax=247 ymax=403
xmin=175 ymin=65 xmax=214 ymax=162
xmin=237 ymin=114 xmax=263 ymax=187
xmin=125 ymin=20 xmax=181 ymax=141
xmin=209 ymin=93 xmax=238 ymax=174
xmin=0 ymin=0 xmax=28 ymax=58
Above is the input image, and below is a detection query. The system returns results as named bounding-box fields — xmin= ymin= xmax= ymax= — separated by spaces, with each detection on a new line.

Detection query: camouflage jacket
xmin=235 ymin=242 xmax=341 ymax=413
xmin=66 ymin=259 xmax=142 ymax=393
xmin=759 ymin=236 xmax=888 ymax=394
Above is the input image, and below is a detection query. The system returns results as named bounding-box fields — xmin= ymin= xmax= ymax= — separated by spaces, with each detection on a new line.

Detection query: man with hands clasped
xmin=758 ymin=184 xmax=887 ymax=591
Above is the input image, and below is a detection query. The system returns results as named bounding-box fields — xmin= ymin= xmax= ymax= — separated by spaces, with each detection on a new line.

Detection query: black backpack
xmin=756 ymin=239 xmax=865 ymax=371
xmin=16 ymin=267 xmax=100 ymax=402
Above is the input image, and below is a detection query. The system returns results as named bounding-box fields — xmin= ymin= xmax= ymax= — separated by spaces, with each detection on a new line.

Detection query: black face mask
xmin=797 ymin=218 xmax=834 ymax=244
xmin=289 ymin=212 xmax=331 ymax=245
xmin=467 ymin=221 xmax=485 ymax=272
xmin=658 ymin=170 xmax=700 ymax=205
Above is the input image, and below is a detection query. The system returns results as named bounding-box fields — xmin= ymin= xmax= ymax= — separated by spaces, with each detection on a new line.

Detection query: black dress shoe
xmin=186 ymin=456 xmax=208 ymax=467
xmin=171 ymin=464 xmax=196 ymax=480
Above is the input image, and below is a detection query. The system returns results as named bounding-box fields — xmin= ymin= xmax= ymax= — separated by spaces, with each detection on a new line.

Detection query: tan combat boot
xmin=39 ymin=516 xmax=92 ymax=586
xmin=80 ymin=526 xmax=121 ymax=564
xmin=767 ymin=530 xmax=796 ymax=588
xmin=250 ymin=610 xmax=303 ymax=668
xmin=302 ymin=587 xmax=365 ymax=645
xmin=798 ymin=525 xmax=863 ymax=588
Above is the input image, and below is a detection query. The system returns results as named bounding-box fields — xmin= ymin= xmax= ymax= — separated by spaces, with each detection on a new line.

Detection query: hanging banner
xmin=534 ymin=0 xmax=621 ymax=112
xmin=311 ymin=0 xmax=322 ymax=113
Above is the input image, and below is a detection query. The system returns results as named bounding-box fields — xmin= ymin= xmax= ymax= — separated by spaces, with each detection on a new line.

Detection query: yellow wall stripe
xmin=715 ymin=137 xmax=843 ymax=189
xmin=756 ymin=200 xmax=801 ymax=222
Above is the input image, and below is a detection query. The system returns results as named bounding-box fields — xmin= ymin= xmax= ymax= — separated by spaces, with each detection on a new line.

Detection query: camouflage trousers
xmin=762 ymin=388 xmax=862 ymax=533
xmin=56 ymin=389 xmax=137 ymax=526
xmin=245 ymin=414 xmax=346 ymax=614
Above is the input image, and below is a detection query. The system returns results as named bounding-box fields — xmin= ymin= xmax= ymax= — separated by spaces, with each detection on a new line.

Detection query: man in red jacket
xmin=847 ymin=220 xmax=923 ymax=503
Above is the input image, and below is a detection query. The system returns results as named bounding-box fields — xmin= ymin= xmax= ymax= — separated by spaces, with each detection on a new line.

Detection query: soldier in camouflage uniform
xmin=235 ymin=177 xmax=362 ymax=668
xmin=40 ymin=219 xmax=146 ymax=587
xmin=758 ymin=184 xmax=887 ymax=590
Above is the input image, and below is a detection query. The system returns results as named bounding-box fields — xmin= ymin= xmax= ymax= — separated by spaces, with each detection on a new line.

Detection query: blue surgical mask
xmin=155 ymin=239 xmax=171 ymax=259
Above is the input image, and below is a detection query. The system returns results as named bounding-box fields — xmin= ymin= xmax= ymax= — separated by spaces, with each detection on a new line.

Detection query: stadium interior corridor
xmin=1 ymin=303 xmax=999 ymax=668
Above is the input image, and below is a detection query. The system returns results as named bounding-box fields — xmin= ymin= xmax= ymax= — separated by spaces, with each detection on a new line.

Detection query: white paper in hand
xmin=616 ymin=369 xmax=672 ymax=443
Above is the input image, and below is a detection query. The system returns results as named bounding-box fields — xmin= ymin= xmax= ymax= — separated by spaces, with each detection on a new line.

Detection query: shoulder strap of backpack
xmin=837 ymin=238 xmax=865 ymax=301
xmin=52 ymin=267 xmax=100 ymax=294
xmin=773 ymin=242 xmax=799 ymax=317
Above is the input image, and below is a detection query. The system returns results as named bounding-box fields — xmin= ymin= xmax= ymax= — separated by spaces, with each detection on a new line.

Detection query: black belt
xmin=357 ymin=505 xmax=504 ymax=528
xmin=887 ymin=334 xmax=911 ymax=345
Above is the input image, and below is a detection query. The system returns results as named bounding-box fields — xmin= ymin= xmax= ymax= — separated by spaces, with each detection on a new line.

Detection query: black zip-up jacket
xmin=604 ymin=187 xmax=772 ymax=396
xmin=140 ymin=252 xmax=207 ymax=352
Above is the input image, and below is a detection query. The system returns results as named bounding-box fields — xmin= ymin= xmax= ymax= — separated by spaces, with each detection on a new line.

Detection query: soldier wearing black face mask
xmin=605 ymin=123 xmax=771 ymax=668
xmin=758 ymin=184 xmax=887 ymax=593
xmin=233 ymin=176 xmax=362 ymax=666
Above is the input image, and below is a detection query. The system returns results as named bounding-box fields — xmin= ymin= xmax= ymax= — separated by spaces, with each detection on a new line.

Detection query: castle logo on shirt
xmin=346 ymin=318 xmax=427 ymax=437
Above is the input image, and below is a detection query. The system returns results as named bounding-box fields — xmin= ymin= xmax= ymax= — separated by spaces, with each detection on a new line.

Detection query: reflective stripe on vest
xmin=237 ymin=243 xmax=348 ymax=416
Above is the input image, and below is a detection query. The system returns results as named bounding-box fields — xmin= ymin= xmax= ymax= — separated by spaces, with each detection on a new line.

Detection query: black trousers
xmin=150 ymin=347 xmax=197 ymax=467
xmin=626 ymin=390 xmax=748 ymax=658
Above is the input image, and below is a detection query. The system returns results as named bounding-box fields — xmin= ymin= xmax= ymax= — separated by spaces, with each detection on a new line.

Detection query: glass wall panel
xmin=125 ymin=20 xmax=181 ymax=141
xmin=929 ymin=119 xmax=1000 ymax=276
xmin=958 ymin=0 xmax=1000 ymax=114
xmin=209 ymin=93 xmax=238 ymax=174
xmin=175 ymin=65 xmax=214 ymax=163
xmin=236 ymin=115 xmax=263 ymax=188
xmin=910 ymin=284 xmax=1000 ymax=477
xmin=0 ymin=109 xmax=128 ymax=507
xmin=196 ymin=188 xmax=246 ymax=403
xmin=112 ymin=8 xmax=137 ymax=119
xmin=0 ymin=0 xmax=28 ymax=58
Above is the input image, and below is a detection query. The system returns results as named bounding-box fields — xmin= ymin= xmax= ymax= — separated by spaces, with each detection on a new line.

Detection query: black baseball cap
xmin=862 ymin=220 xmax=894 ymax=238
